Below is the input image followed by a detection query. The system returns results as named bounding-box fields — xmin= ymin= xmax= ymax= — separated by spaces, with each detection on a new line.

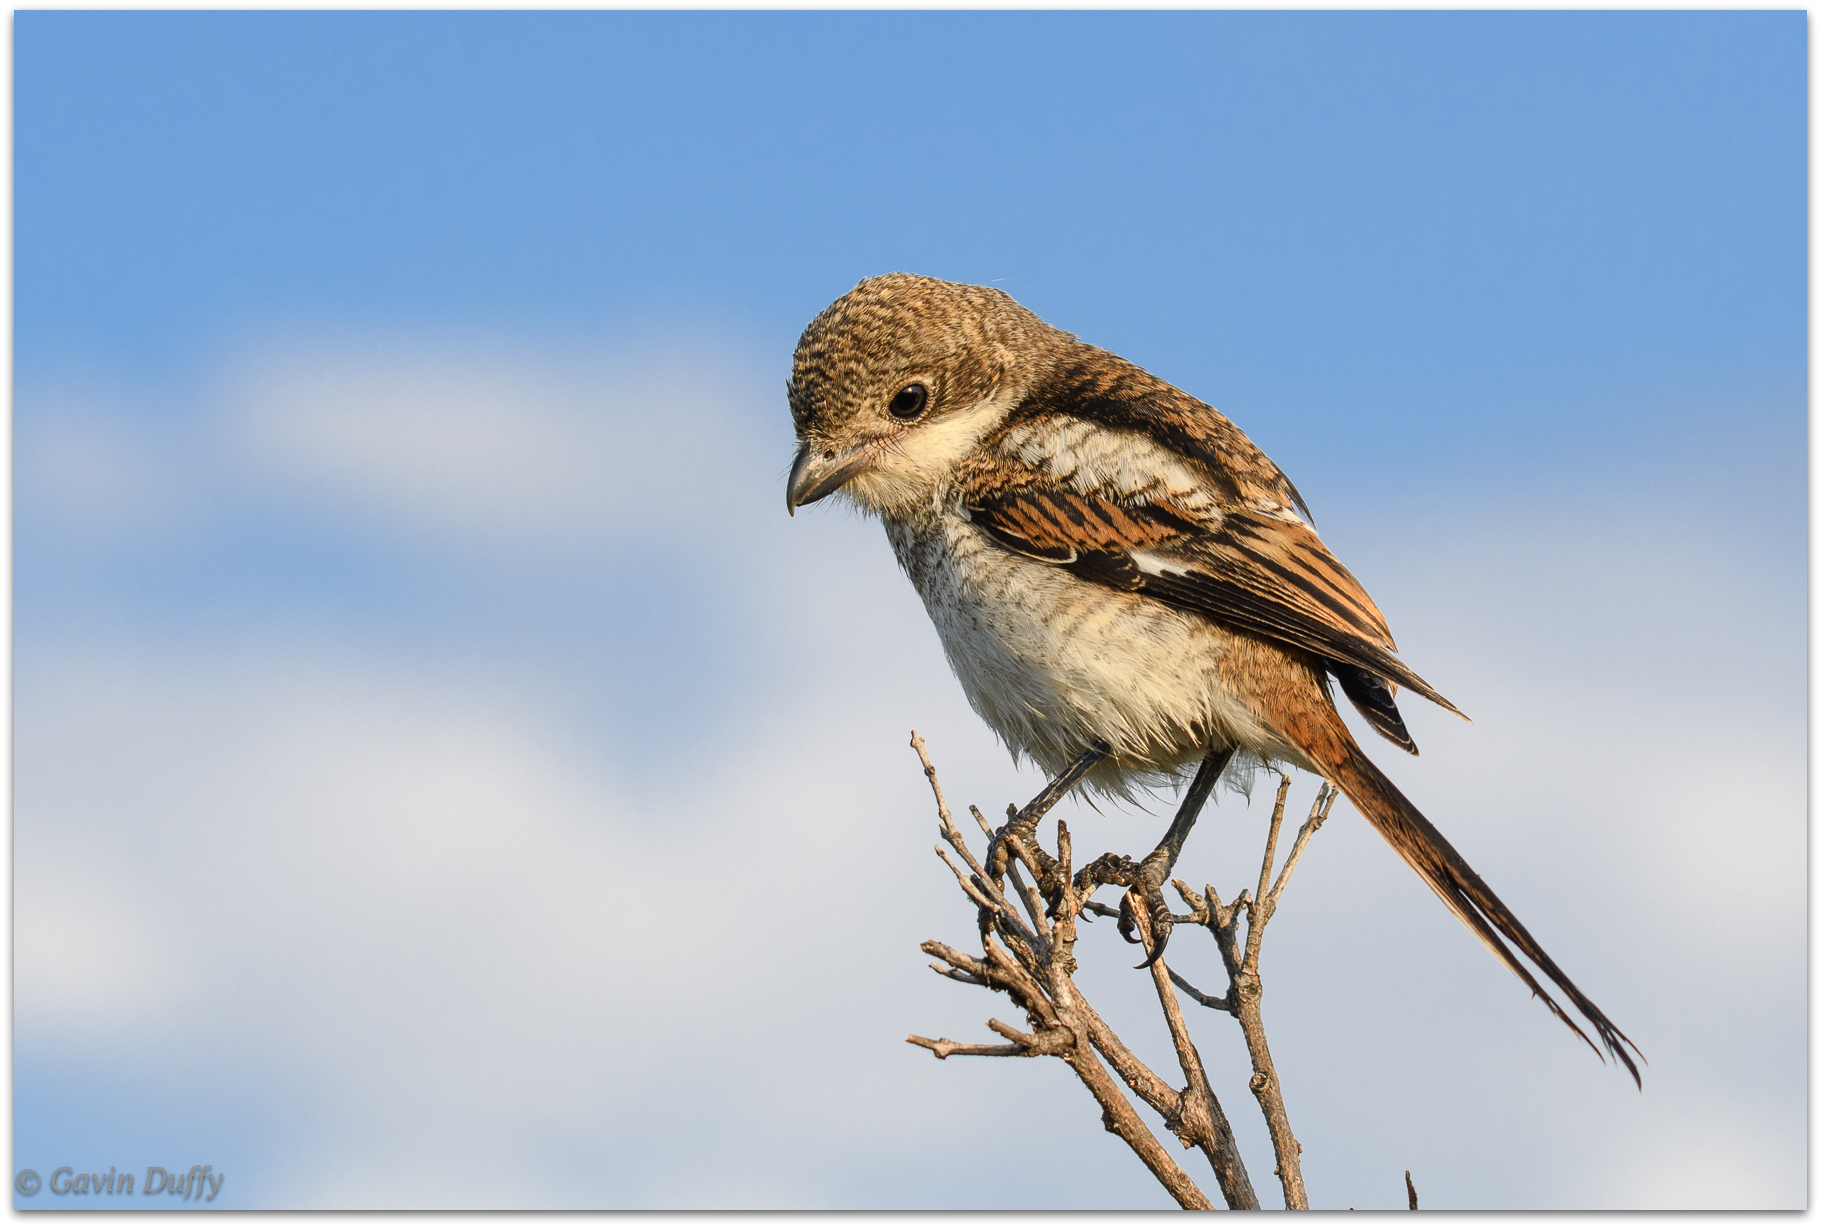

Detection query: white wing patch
xmin=997 ymin=420 xmax=1215 ymax=511
xmin=1127 ymin=548 xmax=1187 ymax=578
xmin=997 ymin=417 xmax=1314 ymax=531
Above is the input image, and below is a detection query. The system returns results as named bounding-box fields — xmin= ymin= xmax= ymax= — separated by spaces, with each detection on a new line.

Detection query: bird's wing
xmin=962 ymin=483 xmax=1463 ymax=734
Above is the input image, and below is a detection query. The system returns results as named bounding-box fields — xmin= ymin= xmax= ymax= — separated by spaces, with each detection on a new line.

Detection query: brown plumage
xmin=785 ymin=272 xmax=1641 ymax=1085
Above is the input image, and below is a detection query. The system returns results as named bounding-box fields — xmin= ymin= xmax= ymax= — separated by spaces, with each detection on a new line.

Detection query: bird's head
xmin=785 ymin=273 xmax=1054 ymax=519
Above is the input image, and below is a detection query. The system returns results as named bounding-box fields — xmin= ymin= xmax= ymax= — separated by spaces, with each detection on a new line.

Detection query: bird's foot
xmin=1069 ymin=850 xmax=1178 ymax=966
xmin=1073 ymin=747 xmax=1236 ymax=967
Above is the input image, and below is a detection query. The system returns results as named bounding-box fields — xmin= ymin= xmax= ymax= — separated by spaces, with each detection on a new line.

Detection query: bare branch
xmin=985 ymin=1017 xmax=1039 ymax=1047
xmin=1151 ymin=777 xmax=1327 ymax=1210
xmin=1128 ymin=891 xmax=1259 ymax=1210
xmin=951 ymin=863 xmax=1002 ymax=917
xmin=929 ymin=963 xmax=988 ymax=987
xmin=906 ymin=737 xmax=1361 ymax=1212
xmin=920 ymin=939 xmax=991 ymax=981
xmin=936 ymin=843 xmax=1048 ymax=961
xmin=1167 ymin=967 xmax=1234 ymax=1015
xmin=1068 ymin=995 xmax=1185 ymax=1121
xmin=1004 ymin=847 xmax=1052 ymax=942
xmin=933 ymin=846 xmax=974 ymax=890
xmin=1267 ymin=783 xmax=1339 ymax=909
xmin=1171 ymin=879 xmax=1210 ymax=923
xmin=984 ymin=1017 xmax=1072 ymax=1059
xmin=910 ymin=730 xmax=954 ymax=829
xmin=969 ymin=803 xmax=994 ymax=838
xmin=1063 ymin=1036 xmax=1218 ymax=1210
xmin=915 ymin=732 xmax=992 ymax=887
xmin=1218 ymin=776 xmax=1325 ymax=1210
xmin=1255 ymin=773 xmax=1294 ymax=916
xmin=906 ymin=1034 xmax=1030 ymax=1060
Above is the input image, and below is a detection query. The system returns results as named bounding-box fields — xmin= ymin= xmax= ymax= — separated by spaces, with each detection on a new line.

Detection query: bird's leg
xmin=1075 ymin=747 xmax=1234 ymax=968
xmin=988 ymin=739 xmax=1111 ymax=896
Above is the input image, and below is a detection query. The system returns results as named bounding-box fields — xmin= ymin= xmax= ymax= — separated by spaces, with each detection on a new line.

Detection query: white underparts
xmin=886 ymin=512 xmax=1315 ymax=800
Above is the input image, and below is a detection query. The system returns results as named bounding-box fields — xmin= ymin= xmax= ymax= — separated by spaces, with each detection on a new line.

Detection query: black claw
xmin=1130 ymin=882 xmax=1176 ymax=968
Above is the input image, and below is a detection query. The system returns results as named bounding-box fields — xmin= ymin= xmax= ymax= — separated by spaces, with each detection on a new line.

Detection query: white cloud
xmin=225 ymin=337 xmax=786 ymax=556
xmin=15 ymin=865 xmax=190 ymax=1034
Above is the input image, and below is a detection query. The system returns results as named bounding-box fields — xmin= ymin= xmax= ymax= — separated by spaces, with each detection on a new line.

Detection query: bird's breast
xmin=883 ymin=512 xmax=1310 ymax=794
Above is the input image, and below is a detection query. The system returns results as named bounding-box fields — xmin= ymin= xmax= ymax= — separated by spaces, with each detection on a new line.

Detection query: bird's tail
xmin=1280 ymin=698 xmax=1642 ymax=1087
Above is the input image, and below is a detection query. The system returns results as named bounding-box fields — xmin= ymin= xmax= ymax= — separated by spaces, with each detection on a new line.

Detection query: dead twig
xmin=907 ymin=731 xmax=1268 ymax=1211
xmin=1177 ymin=774 xmax=1339 ymax=1210
xmin=1126 ymin=889 xmax=1255 ymax=1206
xmin=906 ymin=734 xmax=1337 ymax=1210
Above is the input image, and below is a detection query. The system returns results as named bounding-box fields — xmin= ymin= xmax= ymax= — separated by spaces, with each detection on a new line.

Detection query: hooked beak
xmin=786 ymin=441 xmax=872 ymax=515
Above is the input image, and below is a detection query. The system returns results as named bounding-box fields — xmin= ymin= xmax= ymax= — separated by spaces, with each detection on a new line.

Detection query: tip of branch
xmin=906 ymin=1033 xmax=954 ymax=1059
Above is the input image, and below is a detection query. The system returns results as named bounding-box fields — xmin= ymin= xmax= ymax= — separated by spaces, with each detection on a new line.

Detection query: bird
xmin=783 ymin=272 xmax=1640 ymax=1085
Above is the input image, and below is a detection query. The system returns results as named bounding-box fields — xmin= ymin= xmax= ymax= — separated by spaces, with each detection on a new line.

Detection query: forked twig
xmin=1174 ymin=774 xmax=1339 ymax=1210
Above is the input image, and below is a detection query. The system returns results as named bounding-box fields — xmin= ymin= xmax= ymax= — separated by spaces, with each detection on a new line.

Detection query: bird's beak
xmin=786 ymin=441 xmax=871 ymax=515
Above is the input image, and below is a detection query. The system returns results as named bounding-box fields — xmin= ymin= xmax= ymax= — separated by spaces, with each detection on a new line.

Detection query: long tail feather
xmin=1285 ymin=701 xmax=1643 ymax=1086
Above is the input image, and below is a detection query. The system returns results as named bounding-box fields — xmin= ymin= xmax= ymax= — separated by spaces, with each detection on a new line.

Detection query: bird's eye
xmin=888 ymin=383 xmax=929 ymax=420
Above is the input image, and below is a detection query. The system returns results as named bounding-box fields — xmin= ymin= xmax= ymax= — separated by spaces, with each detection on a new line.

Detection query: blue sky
xmin=15 ymin=11 xmax=1805 ymax=1211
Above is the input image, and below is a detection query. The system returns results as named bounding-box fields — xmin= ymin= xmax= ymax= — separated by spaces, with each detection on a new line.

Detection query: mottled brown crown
xmin=788 ymin=273 xmax=1059 ymax=438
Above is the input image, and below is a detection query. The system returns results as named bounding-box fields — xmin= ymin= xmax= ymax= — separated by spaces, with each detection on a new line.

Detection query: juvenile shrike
xmin=785 ymin=273 xmax=1638 ymax=1084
